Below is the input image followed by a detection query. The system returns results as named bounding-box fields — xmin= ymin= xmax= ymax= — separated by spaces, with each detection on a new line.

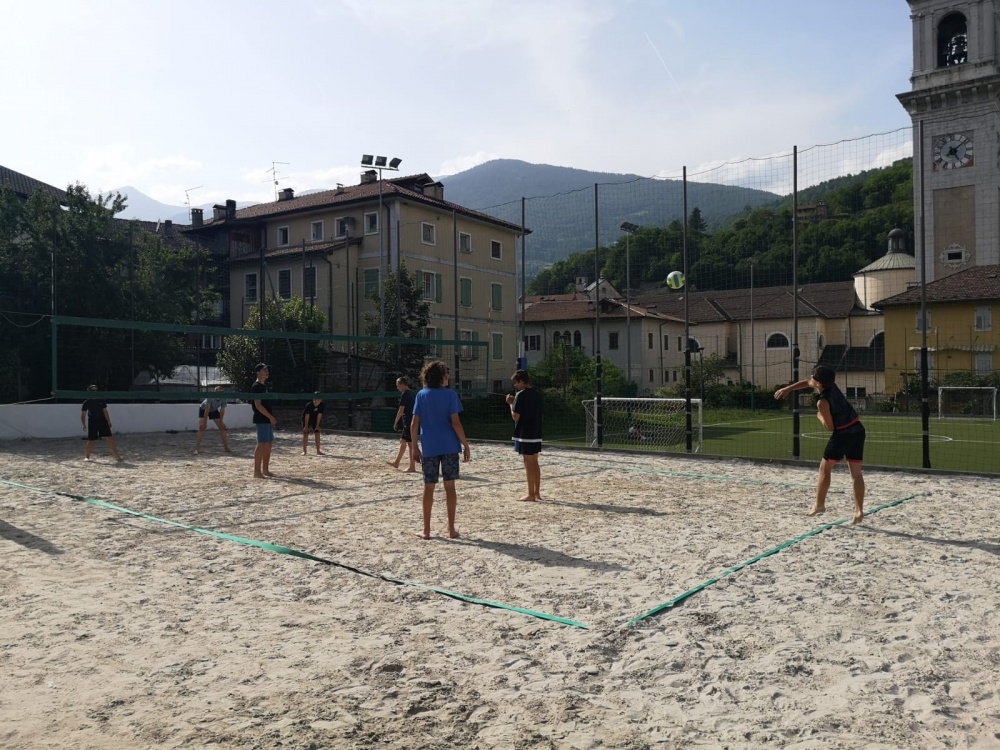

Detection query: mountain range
xmin=108 ymin=160 xmax=781 ymax=272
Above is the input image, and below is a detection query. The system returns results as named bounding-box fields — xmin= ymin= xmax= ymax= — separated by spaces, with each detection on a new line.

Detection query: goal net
xmin=583 ymin=397 xmax=703 ymax=452
xmin=937 ymin=387 xmax=997 ymax=420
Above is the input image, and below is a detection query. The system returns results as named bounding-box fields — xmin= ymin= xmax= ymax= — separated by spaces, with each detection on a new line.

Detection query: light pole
xmin=620 ymin=222 xmax=640 ymax=392
xmin=361 ymin=155 xmax=401 ymax=337
xmin=748 ymin=256 xmax=756 ymax=411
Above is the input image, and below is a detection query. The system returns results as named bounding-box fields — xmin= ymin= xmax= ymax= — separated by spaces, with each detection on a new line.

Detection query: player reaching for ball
xmin=774 ymin=365 xmax=866 ymax=525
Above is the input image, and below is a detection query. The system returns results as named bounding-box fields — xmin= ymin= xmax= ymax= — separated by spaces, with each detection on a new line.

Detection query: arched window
xmin=574 ymin=330 xmax=582 ymax=347
xmin=871 ymin=331 xmax=885 ymax=349
xmin=766 ymin=332 xmax=789 ymax=349
xmin=938 ymin=13 xmax=968 ymax=67
xmin=563 ymin=330 xmax=571 ymax=346
xmin=553 ymin=331 xmax=561 ymax=347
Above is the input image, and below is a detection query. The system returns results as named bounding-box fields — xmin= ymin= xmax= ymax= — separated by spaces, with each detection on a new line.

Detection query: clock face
xmin=933 ymin=132 xmax=974 ymax=170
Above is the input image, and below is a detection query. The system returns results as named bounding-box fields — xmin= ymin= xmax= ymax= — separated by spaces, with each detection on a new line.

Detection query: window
xmin=609 ymin=332 xmax=619 ymax=350
xmin=421 ymin=222 xmax=436 ymax=245
xmin=491 ymin=283 xmax=503 ymax=311
xmin=459 ymin=232 xmax=472 ymax=253
xmin=364 ymin=212 xmax=378 ymax=234
xmin=363 ymin=268 xmax=380 ymax=300
xmin=938 ymin=12 xmax=968 ymax=67
xmin=673 ymin=370 xmax=678 ymax=382
xmin=335 ymin=217 xmax=352 ymax=238
xmin=491 ymin=240 xmax=502 ymax=260
xmin=303 ymin=266 xmax=317 ymax=299
xmin=648 ymin=332 xmax=653 ymax=349
xmin=199 ymin=334 xmax=222 ymax=350
xmin=310 ymin=221 xmax=324 ymax=242
xmin=975 ymin=306 xmax=992 ymax=331
xmin=976 ymin=352 xmax=992 ymax=375
xmin=525 ymin=334 xmax=541 ymax=351
xmin=460 ymin=329 xmax=473 ymax=359
xmin=459 ymin=277 xmax=472 ymax=307
xmin=244 ymin=273 xmax=258 ymax=302
xmin=554 ymin=331 xmax=562 ymax=346
xmin=663 ymin=334 xmax=670 ymax=351
xmin=649 ymin=369 xmax=654 ymax=382
xmin=574 ymin=330 xmax=582 ymax=347
xmin=422 ymin=271 xmax=443 ymax=302
xmin=276 ymin=226 xmax=289 ymax=246
xmin=278 ymin=269 xmax=292 ymax=300
xmin=493 ymin=380 xmax=505 ymax=394
xmin=677 ymin=336 xmax=683 ymax=352
xmin=846 ymin=387 xmax=867 ymax=399
xmin=425 ymin=327 xmax=438 ymax=355
xmin=916 ymin=310 xmax=931 ymax=332
xmin=492 ymin=333 xmax=503 ymax=360
xmin=766 ymin=332 xmax=789 ymax=348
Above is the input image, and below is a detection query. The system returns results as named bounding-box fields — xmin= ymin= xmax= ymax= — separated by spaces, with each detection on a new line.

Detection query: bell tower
xmin=897 ymin=0 xmax=1000 ymax=282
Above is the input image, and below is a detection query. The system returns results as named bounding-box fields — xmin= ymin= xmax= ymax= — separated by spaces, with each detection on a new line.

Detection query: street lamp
xmin=748 ymin=256 xmax=756 ymax=411
xmin=361 ymin=155 xmax=402 ymax=336
xmin=620 ymin=222 xmax=640 ymax=391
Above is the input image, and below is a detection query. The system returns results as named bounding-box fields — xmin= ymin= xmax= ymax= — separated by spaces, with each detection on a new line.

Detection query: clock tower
xmin=897 ymin=0 xmax=1000 ymax=282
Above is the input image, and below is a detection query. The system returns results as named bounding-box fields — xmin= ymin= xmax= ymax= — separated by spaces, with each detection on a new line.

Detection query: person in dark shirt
xmin=775 ymin=365 xmax=866 ymax=524
xmin=251 ymin=363 xmax=277 ymax=478
xmin=388 ymin=376 xmax=417 ymax=472
xmin=302 ymin=395 xmax=325 ymax=455
xmin=81 ymin=385 xmax=123 ymax=462
xmin=194 ymin=386 xmax=230 ymax=454
xmin=506 ymin=369 xmax=543 ymax=502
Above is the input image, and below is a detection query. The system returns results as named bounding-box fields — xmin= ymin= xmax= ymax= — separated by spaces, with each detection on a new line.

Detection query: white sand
xmin=1 ymin=430 xmax=999 ymax=748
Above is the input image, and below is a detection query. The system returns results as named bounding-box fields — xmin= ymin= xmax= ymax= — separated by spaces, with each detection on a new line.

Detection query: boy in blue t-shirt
xmin=410 ymin=361 xmax=471 ymax=539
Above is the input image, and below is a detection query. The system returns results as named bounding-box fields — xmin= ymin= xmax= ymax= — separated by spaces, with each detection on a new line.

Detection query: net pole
xmin=792 ymin=145 xmax=801 ymax=460
xmin=918 ymin=119 xmax=931 ymax=469
xmin=594 ymin=183 xmax=603 ymax=447
xmin=683 ymin=167 xmax=692 ymax=453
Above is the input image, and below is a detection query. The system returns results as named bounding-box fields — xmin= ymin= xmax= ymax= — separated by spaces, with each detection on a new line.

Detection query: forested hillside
xmin=527 ymin=158 xmax=913 ymax=295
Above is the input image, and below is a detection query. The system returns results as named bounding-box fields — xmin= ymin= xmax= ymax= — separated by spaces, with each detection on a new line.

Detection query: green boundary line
xmin=0 ymin=478 xmax=588 ymax=630
xmin=625 ymin=493 xmax=921 ymax=627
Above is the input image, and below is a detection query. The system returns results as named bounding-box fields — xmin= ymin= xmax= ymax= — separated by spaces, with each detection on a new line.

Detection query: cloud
xmin=78 ymin=145 xmax=201 ymax=194
xmin=437 ymin=152 xmax=500 ymax=178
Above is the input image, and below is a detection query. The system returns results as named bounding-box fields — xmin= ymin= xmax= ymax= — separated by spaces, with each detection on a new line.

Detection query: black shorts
xmin=824 ymin=423 xmax=865 ymax=463
xmin=303 ymin=415 xmax=321 ymax=431
xmin=515 ymin=439 xmax=542 ymax=456
xmin=88 ymin=421 xmax=111 ymax=441
xmin=400 ymin=419 xmax=412 ymax=442
xmin=199 ymin=408 xmax=221 ymax=421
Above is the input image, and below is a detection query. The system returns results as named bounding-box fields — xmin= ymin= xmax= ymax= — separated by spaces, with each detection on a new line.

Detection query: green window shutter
xmin=460 ymin=278 xmax=472 ymax=307
xmin=472 ymin=331 xmax=480 ymax=360
xmin=491 ymin=283 xmax=502 ymax=311
xmin=492 ymin=333 xmax=503 ymax=360
xmin=435 ymin=273 xmax=443 ymax=303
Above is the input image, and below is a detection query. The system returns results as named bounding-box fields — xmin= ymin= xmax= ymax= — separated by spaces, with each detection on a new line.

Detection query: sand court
xmin=2 ymin=431 xmax=999 ymax=748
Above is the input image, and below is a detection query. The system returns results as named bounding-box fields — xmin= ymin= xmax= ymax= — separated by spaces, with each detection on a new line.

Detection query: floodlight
xmin=389 ymin=157 xmax=402 ymax=169
xmin=620 ymin=222 xmax=640 ymax=233
xmin=361 ymin=155 xmax=374 ymax=166
xmin=375 ymin=156 xmax=387 ymax=167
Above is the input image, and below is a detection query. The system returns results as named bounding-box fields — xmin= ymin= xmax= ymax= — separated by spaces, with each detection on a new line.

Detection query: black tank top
xmin=818 ymin=383 xmax=859 ymax=430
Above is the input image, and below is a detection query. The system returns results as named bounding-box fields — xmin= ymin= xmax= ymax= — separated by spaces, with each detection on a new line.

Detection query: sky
xmin=1 ymin=0 xmax=915 ymax=208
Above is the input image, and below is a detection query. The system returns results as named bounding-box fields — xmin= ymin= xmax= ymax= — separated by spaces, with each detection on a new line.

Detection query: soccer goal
xmin=937 ymin=386 xmax=998 ymax=420
xmin=582 ymin=397 xmax=703 ymax=452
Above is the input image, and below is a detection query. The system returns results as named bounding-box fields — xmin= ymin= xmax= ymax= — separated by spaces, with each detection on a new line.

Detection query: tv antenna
xmin=266 ymin=162 xmax=290 ymax=200
xmin=184 ymin=186 xmax=203 ymax=222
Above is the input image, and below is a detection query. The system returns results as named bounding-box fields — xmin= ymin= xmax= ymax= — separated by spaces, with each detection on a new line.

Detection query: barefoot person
xmin=194 ymin=386 xmax=230 ymax=454
xmin=81 ymin=385 xmax=123 ymax=462
xmin=506 ymin=369 xmax=543 ymax=501
xmin=410 ymin=361 xmax=470 ymax=540
xmin=775 ymin=365 xmax=866 ymax=524
xmin=388 ymin=376 xmax=416 ymax=472
xmin=301 ymin=395 xmax=325 ymax=455
xmin=251 ymin=363 xmax=277 ymax=479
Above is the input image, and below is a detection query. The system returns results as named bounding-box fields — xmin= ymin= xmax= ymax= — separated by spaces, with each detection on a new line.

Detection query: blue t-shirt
xmin=412 ymin=387 xmax=463 ymax=457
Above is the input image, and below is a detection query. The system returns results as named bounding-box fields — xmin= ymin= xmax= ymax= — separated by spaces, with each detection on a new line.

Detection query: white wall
xmin=0 ymin=404 xmax=255 ymax=440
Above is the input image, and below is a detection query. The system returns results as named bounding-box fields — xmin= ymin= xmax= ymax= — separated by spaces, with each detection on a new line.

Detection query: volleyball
xmin=666 ymin=270 xmax=685 ymax=290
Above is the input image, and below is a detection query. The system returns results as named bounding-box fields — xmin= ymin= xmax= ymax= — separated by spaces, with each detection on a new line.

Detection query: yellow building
xmin=874 ymin=264 xmax=1000 ymax=393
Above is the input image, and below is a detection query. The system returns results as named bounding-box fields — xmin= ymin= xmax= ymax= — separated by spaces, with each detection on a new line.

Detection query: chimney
xmin=191 ymin=208 xmax=203 ymax=227
xmin=164 ymin=219 xmax=172 ymax=234
xmin=226 ymin=199 xmax=236 ymax=220
xmin=421 ymin=181 xmax=444 ymax=201
xmin=278 ymin=187 xmax=294 ymax=201
xmin=212 ymin=204 xmax=226 ymax=222
xmin=360 ymin=169 xmax=378 ymax=184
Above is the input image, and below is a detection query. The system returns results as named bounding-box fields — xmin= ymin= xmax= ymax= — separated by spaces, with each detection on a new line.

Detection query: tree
xmin=362 ymin=261 xmax=431 ymax=379
xmin=531 ymin=343 xmax=630 ymax=400
xmin=217 ymin=294 xmax=328 ymax=394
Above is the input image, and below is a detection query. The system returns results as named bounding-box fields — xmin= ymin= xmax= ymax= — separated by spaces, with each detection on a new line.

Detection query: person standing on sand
xmin=194 ymin=386 xmax=230 ymax=454
xmin=410 ymin=361 xmax=470 ymax=540
xmin=774 ymin=365 xmax=866 ymax=525
xmin=506 ymin=369 xmax=543 ymax=501
xmin=251 ymin=363 xmax=277 ymax=479
xmin=388 ymin=376 xmax=417 ymax=472
xmin=81 ymin=385 xmax=123 ymax=462
xmin=301 ymin=395 xmax=325 ymax=455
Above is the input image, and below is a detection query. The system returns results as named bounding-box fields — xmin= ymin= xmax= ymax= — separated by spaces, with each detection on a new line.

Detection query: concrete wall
xmin=0 ymin=404 xmax=255 ymax=440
